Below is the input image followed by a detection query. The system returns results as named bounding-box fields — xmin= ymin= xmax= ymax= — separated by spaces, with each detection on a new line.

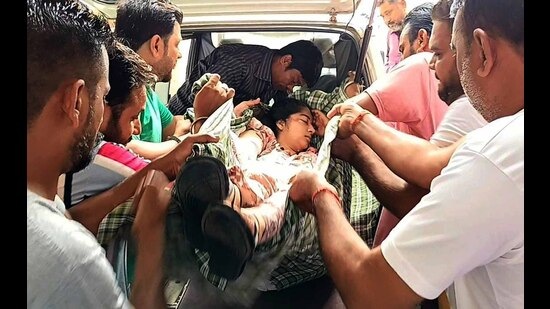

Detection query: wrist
xmin=166 ymin=135 xmax=181 ymax=144
xmin=190 ymin=116 xmax=208 ymax=134
xmin=351 ymin=110 xmax=370 ymax=133
xmin=311 ymin=188 xmax=341 ymax=215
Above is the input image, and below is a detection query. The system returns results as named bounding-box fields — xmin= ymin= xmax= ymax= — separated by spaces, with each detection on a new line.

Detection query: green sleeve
xmin=157 ymin=97 xmax=174 ymax=129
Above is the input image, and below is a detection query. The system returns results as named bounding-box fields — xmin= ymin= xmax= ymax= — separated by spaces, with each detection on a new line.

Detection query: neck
xmin=277 ymin=140 xmax=297 ymax=156
xmin=27 ymin=133 xmax=67 ymax=201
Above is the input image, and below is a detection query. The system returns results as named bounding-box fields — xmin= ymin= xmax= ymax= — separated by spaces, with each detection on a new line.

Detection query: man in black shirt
xmin=168 ymin=40 xmax=323 ymax=118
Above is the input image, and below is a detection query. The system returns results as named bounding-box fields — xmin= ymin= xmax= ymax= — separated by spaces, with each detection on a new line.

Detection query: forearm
xmin=354 ymin=114 xmax=444 ymax=189
xmin=131 ymin=224 xmax=166 ymax=309
xmin=315 ymin=193 xmax=422 ymax=308
xmin=349 ymin=140 xmax=428 ymax=218
xmin=126 ymin=139 xmax=179 ymax=160
xmin=68 ymin=167 xmax=150 ymax=235
xmin=353 ymin=92 xmax=379 ymax=115
xmin=313 ymin=193 xmax=377 ymax=308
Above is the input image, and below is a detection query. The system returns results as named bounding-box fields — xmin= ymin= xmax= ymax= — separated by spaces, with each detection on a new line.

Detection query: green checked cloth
xmin=97 ymin=74 xmax=380 ymax=293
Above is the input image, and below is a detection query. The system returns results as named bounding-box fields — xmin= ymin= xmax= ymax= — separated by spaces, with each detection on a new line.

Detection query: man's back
xmin=169 ymin=44 xmax=278 ymax=115
xmin=27 ymin=190 xmax=129 ymax=308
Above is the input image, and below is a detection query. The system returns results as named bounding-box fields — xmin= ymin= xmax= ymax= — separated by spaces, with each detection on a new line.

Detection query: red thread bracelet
xmin=311 ymin=188 xmax=341 ymax=214
xmin=351 ymin=110 xmax=370 ymax=132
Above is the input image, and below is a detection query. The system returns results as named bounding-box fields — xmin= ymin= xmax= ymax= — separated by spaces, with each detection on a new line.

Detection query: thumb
xmin=327 ymin=104 xmax=342 ymax=118
xmin=249 ymin=98 xmax=261 ymax=106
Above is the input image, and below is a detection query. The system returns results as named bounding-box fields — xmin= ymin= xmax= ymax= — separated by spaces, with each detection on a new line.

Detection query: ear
xmin=473 ymin=28 xmax=494 ymax=78
xmin=280 ymin=55 xmax=293 ymax=69
xmin=148 ymin=34 xmax=165 ymax=59
xmin=61 ymin=79 xmax=86 ymax=128
xmin=276 ymin=119 xmax=285 ymax=131
xmin=416 ymin=29 xmax=430 ymax=52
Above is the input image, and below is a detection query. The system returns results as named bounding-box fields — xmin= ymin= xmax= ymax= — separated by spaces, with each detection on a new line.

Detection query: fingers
xmin=248 ymin=98 xmax=261 ymax=106
xmin=204 ymin=73 xmax=221 ymax=87
xmin=327 ymin=104 xmax=342 ymax=118
xmin=225 ymin=87 xmax=235 ymax=99
xmin=186 ymin=133 xmax=219 ymax=144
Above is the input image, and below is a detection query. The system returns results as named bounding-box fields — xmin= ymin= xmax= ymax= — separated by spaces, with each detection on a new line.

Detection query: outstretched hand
xmin=194 ymin=74 xmax=235 ymax=118
xmin=234 ymin=98 xmax=261 ymax=117
xmin=327 ymin=102 xmax=367 ymax=139
xmin=289 ymin=169 xmax=339 ymax=215
xmin=156 ymin=133 xmax=219 ymax=180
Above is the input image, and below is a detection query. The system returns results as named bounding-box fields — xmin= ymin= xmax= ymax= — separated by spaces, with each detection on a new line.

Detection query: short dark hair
xmin=276 ymin=40 xmax=323 ymax=88
xmin=432 ymin=0 xmax=454 ymax=24
xmin=403 ymin=2 xmax=434 ymax=45
xmin=115 ymin=0 xmax=183 ymax=51
xmin=107 ymin=41 xmax=157 ymax=119
xmin=27 ymin=0 xmax=114 ymax=129
xmin=263 ymin=97 xmax=311 ymax=137
xmin=453 ymin=0 xmax=523 ymax=55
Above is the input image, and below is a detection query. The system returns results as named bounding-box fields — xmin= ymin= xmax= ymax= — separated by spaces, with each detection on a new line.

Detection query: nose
xmin=308 ymin=122 xmax=315 ymax=134
xmin=133 ymin=119 xmax=142 ymax=135
xmin=177 ymin=49 xmax=182 ymax=59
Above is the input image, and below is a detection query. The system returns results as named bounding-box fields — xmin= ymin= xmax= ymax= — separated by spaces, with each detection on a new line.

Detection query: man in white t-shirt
xmin=329 ymin=0 xmax=488 ymax=246
xmin=27 ymin=2 xmax=172 ymax=307
xmin=288 ymin=0 xmax=523 ymax=307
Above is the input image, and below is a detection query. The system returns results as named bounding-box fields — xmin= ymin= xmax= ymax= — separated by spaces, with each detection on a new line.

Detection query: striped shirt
xmin=58 ymin=141 xmax=149 ymax=206
xmin=168 ymin=44 xmax=286 ymax=117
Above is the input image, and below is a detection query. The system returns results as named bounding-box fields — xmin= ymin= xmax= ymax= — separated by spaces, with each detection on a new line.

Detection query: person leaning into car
xmin=168 ymin=40 xmax=324 ymax=121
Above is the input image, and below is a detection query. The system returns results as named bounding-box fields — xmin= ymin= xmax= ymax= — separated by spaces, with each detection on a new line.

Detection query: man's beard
xmin=104 ymin=116 xmax=132 ymax=145
xmin=68 ymin=104 xmax=101 ymax=174
xmin=459 ymin=55 xmax=496 ymax=121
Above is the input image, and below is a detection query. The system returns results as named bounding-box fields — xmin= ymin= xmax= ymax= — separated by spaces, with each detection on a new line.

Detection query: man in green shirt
xmin=115 ymin=0 xmax=190 ymax=159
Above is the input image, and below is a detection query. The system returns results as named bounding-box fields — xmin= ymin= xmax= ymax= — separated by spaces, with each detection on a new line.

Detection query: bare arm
xmin=351 ymin=91 xmax=379 ymax=115
xmin=126 ymin=138 xmax=180 ymax=160
xmin=130 ymin=170 xmax=170 ymax=309
xmin=163 ymin=115 xmax=191 ymax=139
xmin=332 ymin=135 xmax=428 ymax=219
xmin=353 ymin=113 xmax=463 ymax=189
xmin=328 ymin=102 xmax=460 ymax=189
xmin=68 ymin=134 xmax=219 ymax=234
xmin=289 ymin=170 xmax=423 ymax=308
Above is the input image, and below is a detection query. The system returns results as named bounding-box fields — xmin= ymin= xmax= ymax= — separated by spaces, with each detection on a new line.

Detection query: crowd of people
xmin=27 ymin=0 xmax=523 ymax=308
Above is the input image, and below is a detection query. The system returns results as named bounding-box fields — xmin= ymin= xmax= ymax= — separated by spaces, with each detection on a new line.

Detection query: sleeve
xmin=59 ymin=249 xmax=132 ymax=308
xmin=366 ymin=54 xmax=432 ymax=124
xmin=157 ymin=96 xmax=174 ymax=130
xmin=381 ymin=148 xmax=523 ymax=299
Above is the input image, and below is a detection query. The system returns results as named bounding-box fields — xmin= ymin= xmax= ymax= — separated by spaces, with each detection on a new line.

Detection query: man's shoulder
xmin=212 ymin=43 xmax=272 ymax=60
xmin=460 ymin=110 xmax=524 ymax=175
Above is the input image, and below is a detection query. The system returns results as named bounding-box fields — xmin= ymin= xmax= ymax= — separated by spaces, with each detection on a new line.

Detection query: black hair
xmin=403 ymin=2 xmax=435 ymax=45
xmin=107 ymin=41 xmax=157 ymax=120
xmin=262 ymin=97 xmax=311 ymax=138
xmin=115 ymin=0 xmax=183 ymax=51
xmin=276 ymin=40 xmax=323 ymax=88
xmin=27 ymin=0 xmax=114 ymax=129
xmin=432 ymin=0 xmax=454 ymax=24
xmin=453 ymin=0 xmax=523 ymax=56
